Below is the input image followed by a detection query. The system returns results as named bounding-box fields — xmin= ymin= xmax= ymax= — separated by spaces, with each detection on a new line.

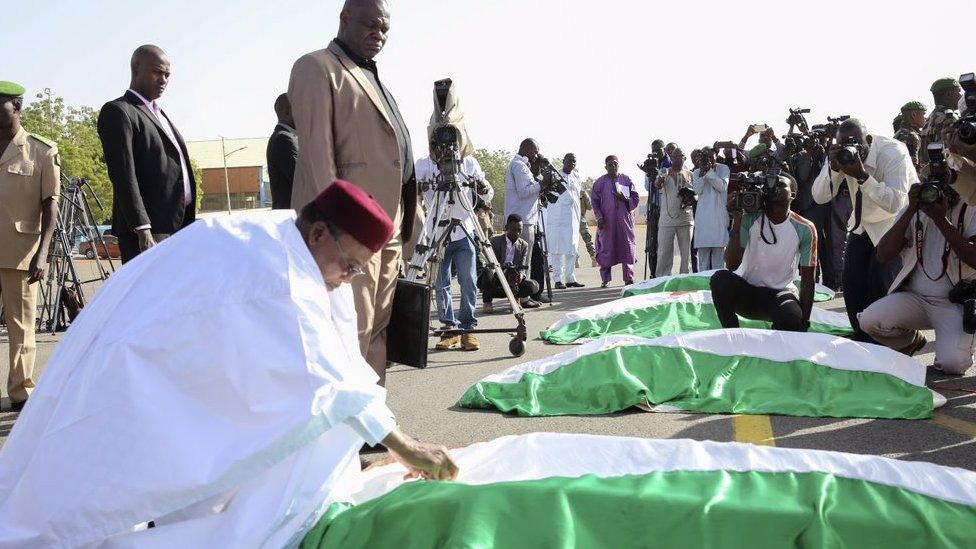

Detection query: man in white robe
xmin=0 ymin=179 xmax=458 ymax=548
xmin=546 ymin=154 xmax=585 ymax=288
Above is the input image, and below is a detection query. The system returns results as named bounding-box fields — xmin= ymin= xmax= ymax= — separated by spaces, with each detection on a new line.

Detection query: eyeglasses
xmin=332 ymin=235 xmax=365 ymax=277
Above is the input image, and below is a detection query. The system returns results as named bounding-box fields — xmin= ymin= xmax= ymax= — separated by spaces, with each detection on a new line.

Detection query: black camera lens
xmin=918 ymin=183 xmax=944 ymax=205
xmin=959 ymin=120 xmax=976 ymax=145
xmin=837 ymin=146 xmax=858 ymax=165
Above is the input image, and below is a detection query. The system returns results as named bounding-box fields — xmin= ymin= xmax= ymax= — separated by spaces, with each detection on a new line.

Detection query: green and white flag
xmin=622 ymin=269 xmax=836 ymax=302
xmin=541 ymin=290 xmax=852 ymax=344
xmin=301 ymin=433 xmax=976 ymax=548
xmin=461 ymin=330 xmax=944 ymax=419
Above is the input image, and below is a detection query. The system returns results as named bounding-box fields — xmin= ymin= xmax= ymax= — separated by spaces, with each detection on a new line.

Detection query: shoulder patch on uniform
xmin=29 ymin=133 xmax=57 ymax=149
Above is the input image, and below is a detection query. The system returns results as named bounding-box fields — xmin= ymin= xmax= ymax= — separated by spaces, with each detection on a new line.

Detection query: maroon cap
xmin=312 ymin=179 xmax=394 ymax=253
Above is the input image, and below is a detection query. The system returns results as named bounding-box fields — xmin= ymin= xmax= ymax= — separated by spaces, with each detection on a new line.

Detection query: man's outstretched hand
xmin=382 ymin=428 xmax=459 ymax=481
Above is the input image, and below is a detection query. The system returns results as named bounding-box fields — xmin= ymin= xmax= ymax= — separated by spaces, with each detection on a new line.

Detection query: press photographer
xmin=415 ymin=136 xmax=494 ymax=352
xmin=639 ymin=139 xmax=671 ymax=276
xmin=737 ymin=124 xmax=787 ymax=162
xmin=945 ymin=72 xmax=976 ymax=204
xmin=812 ymin=118 xmax=916 ymax=341
xmin=654 ymin=148 xmax=694 ymax=276
xmin=860 ymin=145 xmax=976 ymax=375
xmin=479 ymin=214 xmax=541 ymax=312
xmin=692 ymin=148 xmax=730 ymax=270
xmin=710 ymin=170 xmax=817 ymax=332
xmin=503 ymin=138 xmax=549 ymax=305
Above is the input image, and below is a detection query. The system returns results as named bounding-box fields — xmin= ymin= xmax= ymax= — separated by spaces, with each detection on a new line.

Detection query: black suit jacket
xmin=97 ymin=90 xmax=196 ymax=237
xmin=267 ymin=123 xmax=298 ymax=210
xmin=489 ymin=234 xmax=529 ymax=272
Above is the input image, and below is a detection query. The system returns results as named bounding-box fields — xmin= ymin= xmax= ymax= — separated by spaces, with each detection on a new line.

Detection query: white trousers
xmin=697 ymin=247 xmax=726 ymax=271
xmin=858 ymin=291 xmax=975 ymax=375
xmin=549 ymin=252 xmax=578 ymax=284
xmin=656 ymin=225 xmax=692 ymax=277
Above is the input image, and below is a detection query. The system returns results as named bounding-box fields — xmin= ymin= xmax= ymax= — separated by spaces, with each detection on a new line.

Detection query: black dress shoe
xmin=554 ymin=282 xmax=566 ymax=290
xmin=601 ymin=282 xmax=609 ymax=288
xmin=535 ymin=294 xmax=552 ymax=304
xmin=522 ymin=299 xmax=541 ymax=309
xmin=567 ymin=282 xmax=585 ymax=288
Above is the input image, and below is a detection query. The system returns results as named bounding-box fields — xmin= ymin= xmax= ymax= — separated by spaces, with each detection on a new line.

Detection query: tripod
xmin=533 ymin=199 xmax=555 ymax=304
xmin=37 ymin=177 xmax=115 ymax=333
xmin=405 ymin=157 xmax=527 ymax=357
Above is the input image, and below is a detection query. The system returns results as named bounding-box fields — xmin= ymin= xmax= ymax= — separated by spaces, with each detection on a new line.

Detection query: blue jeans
xmin=436 ymin=238 xmax=478 ymax=330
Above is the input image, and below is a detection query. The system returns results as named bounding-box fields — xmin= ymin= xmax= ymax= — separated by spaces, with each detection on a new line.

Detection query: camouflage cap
xmin=901 ymin=101 xmax=926 ymax=113
xmin=0 ymin=81 xmax=25 ymax=98
xmin=930 ymin=77 xmax=960 ymax=93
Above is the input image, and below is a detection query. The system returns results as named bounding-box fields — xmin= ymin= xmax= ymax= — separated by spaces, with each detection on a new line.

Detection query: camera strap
xmin=848 ymin=179 xmax=864 ymax=233
xmin=915 ymin=203 xmax=969 ymax=283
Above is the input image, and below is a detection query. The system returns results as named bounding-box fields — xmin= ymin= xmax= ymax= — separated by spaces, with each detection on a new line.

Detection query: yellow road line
xmin=732 ymin=415 xmax=776 ymax=446
xmin=930 ymin=412 xmax=976 ymax=438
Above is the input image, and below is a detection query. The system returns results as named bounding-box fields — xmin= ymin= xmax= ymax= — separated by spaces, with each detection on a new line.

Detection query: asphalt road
xmin=2 ymin=228 xmax=975 ymax=472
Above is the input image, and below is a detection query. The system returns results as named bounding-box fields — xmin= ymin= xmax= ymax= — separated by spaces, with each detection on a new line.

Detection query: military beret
xmin=748 ymin=143 xmax=768 ymax=159
xmin=312 ymin=179 xmax=393 ymax=253
xmin=931 ymin=77 xmax=960 ymax=93
xmin=901 ymin=101 xmax=926 ymax=113
xmin=0 ymin=81 xmax=25 ymax=98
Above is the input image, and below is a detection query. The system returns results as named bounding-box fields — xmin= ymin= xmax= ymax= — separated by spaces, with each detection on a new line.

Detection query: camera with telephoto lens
xmin=958 ymin=72 xmax=976 ymax=145
xmin=638 ymin=150 xmax=667 ymax=176
xmin=731 ymin=168 xmax=781 ymax=213
xmin=836 ymin=135 xmax=864 ymax=165
xmin=677 ymin=186 xmax=697 ymax=209
xmin=786 ymin=107 xmax=810 ymax=127
xmin=948 ymin=280 xmax=976 ymax=335
xmin=918 ymin=143 xmax=954 ymax=205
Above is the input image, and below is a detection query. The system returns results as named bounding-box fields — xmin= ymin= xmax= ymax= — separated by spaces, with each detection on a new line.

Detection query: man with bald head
xmin=98 ymin=45 xmax=196 ymax=263
xmin=289 ymin=0 xmax=418 ymax=384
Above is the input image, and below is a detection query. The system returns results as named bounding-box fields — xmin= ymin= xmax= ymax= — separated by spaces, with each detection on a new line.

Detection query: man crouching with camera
xmin=858 ymin=148 xmax=976 ymax=375
xmin=709 ymin=171 xmax=817 ymax=332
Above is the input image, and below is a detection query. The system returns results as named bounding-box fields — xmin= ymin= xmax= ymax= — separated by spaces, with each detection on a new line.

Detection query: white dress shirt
xmin=416 ymin=155 xmax=493 ymax=242
xmin=812 ymin=134 xmax=917 ymax=245
xmin=503 ymin=154 xmax=541 ymax=226
xmin=128 ymin=89 xmax=192 ymax=223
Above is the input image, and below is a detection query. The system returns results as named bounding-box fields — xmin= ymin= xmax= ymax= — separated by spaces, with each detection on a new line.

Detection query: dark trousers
xmin=709 ymin=270 xmax=805 ymax=332
xmin=530 ymin=237 xmax=546 ymax=298
xmin=479 ymin=273 xmax=539 ymax=303
xmin=645 ymin=204 xmax=660 ymax=277
xmin=842 ymin=231 xmax=901 ymax=343
xmin=118 ymin=233 xmax=171 ymax=264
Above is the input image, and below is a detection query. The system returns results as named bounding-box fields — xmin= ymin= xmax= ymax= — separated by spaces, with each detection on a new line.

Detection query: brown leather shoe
xmin=461 ymin=333 xmax=481 ymax=351
xmin=898 ymin=331 xmax=927 ymax=357
xmin=435 ymin=335 xmax=461 ymax=350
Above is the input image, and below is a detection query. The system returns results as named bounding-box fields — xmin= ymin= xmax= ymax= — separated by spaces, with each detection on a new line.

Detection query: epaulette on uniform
xmin=28 ymin=133 xmax=57 ymax=149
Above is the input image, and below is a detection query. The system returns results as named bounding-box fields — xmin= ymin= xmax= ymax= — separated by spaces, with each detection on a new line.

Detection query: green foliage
xmin=472 ymin=148 xmax=511 ymax=213
xmin=21 ymin=96 xmax=114 ymax=223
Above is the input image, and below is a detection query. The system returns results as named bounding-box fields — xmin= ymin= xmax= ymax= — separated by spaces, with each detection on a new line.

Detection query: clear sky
xmin=5 ymin=0 xmax=973 ymax=182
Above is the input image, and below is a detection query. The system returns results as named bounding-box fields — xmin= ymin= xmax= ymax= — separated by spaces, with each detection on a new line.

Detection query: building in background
xmin=186 ymin=137 xmax=271 ymax=212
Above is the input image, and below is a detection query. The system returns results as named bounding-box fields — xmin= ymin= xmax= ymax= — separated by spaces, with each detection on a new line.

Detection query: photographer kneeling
xmin=709 ymin=171 xmax=817 ymax=332
xmin=858 ymin=179 xmax=976 ymax=375
xmin=479 ymin=214 xmax=541 ymax=312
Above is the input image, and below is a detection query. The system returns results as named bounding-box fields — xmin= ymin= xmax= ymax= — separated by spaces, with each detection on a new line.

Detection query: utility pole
xmin=220 ymin=136 xmax=247 ymax=215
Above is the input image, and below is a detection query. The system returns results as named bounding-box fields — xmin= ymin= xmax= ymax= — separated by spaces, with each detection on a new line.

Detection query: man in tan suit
xmin=0 ymin=81 xmax=60 ymax=411
xmin=289 ymin=0 xmax=417 ymax=385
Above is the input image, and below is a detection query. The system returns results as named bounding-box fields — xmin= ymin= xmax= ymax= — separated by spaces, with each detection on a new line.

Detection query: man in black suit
xmin=479 ymin=214 xmax=541 ymax=313
xmin=98 ymin=44 xmax=196 ymax=263
xmin=267 ymin=93 xmax=298 ymax=210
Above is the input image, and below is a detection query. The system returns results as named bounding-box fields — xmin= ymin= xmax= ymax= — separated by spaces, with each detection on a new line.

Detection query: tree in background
xmin=472 ymin=148 xmax=510 ymax=215
xmin=21 ymin=93 xmax=204 ymax=224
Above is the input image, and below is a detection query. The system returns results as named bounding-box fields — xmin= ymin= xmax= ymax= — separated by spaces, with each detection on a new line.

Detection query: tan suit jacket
xmin=0 ymin=128 xmax=60 ymax=270
xmin=288 ymin=41 xmax=414 ymax=234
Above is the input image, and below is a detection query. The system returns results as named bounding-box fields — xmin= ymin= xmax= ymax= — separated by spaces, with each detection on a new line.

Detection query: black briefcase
xmin=387 ymin=278 xmax=431 ymax=368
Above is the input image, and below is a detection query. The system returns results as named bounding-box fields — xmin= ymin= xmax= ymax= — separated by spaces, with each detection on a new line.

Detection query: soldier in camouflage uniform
xmin=578 ymin=187 xmax=597 ymax=266
xmin=894 ymin=101 xmax=926 ymax=171
xmin=920 ymin=77 xmax=963 ymax=166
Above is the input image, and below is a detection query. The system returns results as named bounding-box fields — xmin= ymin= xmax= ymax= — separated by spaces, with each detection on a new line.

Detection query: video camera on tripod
xmin=534 ymin=156 xmax=568 ymax=206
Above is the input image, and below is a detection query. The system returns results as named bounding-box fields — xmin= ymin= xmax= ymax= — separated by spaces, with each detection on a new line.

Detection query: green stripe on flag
xmin=301 ymin=470 xmax=976 ymax=548
xmin=540 ymin=300 xmax=851 ymax=344
xmin=623 ymin=276 xmax=834 ymax=302
xmin=459 ymin=345 xmax=933 ymax=419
